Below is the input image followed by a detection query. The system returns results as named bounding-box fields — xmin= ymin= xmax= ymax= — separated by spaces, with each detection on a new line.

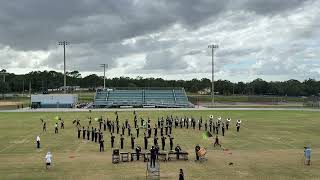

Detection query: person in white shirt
xmin=36 ymin=136 xmax=40 ymax=149
xmin=45 ymin=152 xmax=52 ymax=169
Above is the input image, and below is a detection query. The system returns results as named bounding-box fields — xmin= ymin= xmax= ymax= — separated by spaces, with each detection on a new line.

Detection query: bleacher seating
xmin=94 ymin=88 xmax=193 ymax=108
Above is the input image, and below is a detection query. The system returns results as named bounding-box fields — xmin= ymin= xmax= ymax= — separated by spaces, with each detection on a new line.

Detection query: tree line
xmin=0 ymin=69 xmax=319 ymax=97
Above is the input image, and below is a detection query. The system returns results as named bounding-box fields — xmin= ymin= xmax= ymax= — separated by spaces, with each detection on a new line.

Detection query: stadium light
xmin=58 ymin=41 xmax=70 ymax=94
xmin=100 ymin=64 xmax=108 ymax=89
xmin=208 ymin=44 xmax=219 ymax=107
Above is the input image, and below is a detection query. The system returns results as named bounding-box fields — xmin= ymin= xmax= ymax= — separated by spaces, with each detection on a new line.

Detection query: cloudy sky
xmin=0 ymin=0 xmax=319 ymax=82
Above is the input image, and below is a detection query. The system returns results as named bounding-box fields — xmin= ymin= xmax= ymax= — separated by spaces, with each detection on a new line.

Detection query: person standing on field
xmin=36 ymin=135 xmax=40 ymax=149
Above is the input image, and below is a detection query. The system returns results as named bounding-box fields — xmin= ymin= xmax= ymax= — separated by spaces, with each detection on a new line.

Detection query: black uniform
xmin=161 ymin=136 xmax=166 ymax=150
xmin=150 ymin=147 xmax=157 ymax=167
xmin=61 ymin=120 xmax=64 ymax=129
xmin=77 ymin=128 xmax=81 ymax=139
xmin=91 ymin=128 xmax=95 ymax=141
xmin=154 ymin=136 xmax=158 ymax=146
xmin=54 ymin=123 xmax=58 ymax=134
xmin=120 ymin=136 xmax=124 ymax=149
xmin=195 ymin=145 xmax=200 ymax=160
xmin=43 ymin=122 xmax=46 ymax=132
xmin=169 ymin=137 xmax=174 ymax=150
xmin=82 ymin=127 xmax=86 ymax=139
xmin=222 ymin=126 xmax=225 ymax=136
xmin=175 ymin=146 xmax=181 ymax=159
xmin=131 ymin=135 xmax=135 ymax=149
xmin=87 ymin=127 xmax=90 ymax=140
xmin=111 ymin=135 xmax=115 ymax=148
xmin=136 ymin=128 xmax=139 ymax=137
xmin=99 ymin=139 xmax=104 ymax=152
xmin=144 ymin=134 xmax=148 ymax=150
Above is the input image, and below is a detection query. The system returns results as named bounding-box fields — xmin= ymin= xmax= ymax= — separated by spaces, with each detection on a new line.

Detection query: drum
xmin=197 ymin=148 xmax=206 ymax=157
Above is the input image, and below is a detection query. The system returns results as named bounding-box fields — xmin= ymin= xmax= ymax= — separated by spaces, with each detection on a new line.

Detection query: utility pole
xmin=100 ymin=64 xmax=108 ymax=89
xmin=208 ymin=44 xmax=219 ymax=107
xmin=58 ymin=41 xmax=70 ymax=94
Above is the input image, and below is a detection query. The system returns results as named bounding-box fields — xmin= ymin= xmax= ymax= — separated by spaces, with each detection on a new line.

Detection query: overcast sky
xmin=0 ymin=0 xmax=319 ymax=82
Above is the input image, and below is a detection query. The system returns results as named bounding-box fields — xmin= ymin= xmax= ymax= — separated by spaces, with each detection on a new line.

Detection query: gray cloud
xmin=0 ymin=0 xmax=318 ymax=81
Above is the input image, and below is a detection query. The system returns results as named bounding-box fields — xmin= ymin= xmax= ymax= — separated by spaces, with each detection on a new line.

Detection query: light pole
xmin=100 ymin=64 xmax=108 ymax=89
xmin=58 ymin=41 xmax=70 ymax=94
xmin=208 ymin=44 xmax=219 ymax=107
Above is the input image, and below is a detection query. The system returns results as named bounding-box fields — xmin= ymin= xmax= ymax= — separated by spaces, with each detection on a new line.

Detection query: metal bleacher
xmin=94 ymin=88 xmax=194 ymax=108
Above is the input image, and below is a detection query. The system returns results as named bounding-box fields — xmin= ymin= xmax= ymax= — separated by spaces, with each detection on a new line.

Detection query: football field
xmin=0 ymin=110 xmax=319 ymax=180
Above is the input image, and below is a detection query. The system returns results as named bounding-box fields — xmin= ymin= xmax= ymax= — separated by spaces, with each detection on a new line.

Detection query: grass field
xmin=0 ymin=110 xmax=319 ymax=180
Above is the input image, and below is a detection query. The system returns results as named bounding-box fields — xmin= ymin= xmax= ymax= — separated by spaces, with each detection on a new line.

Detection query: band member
xmin=160 ymin=126 xmax=163 ymax=136
xmin=111 ymin=133 xmax=115 ymax=148
xmin=165 ymin=126 xmax=168 ymax=135
xmin=222 ymin=123 xmax=225 ymax=136
xmin=60 ymin=119 xmax=64 ymax=129
xmin=43 ymin=122 xmax=46 ymax=132
xmin=147 ymin=128 xmax=152 ymax=138
xmin=77 ymin=127 xmax=81 ymax=139
xmin=131 ymin=134 xmax=135 ymax=149
xmin=120 ymin=135 xmax=124 ymax=149
xmin=125 ymin=119 xmax=128 ymax=128
xmin=99 ymin=117 xmax=103 ymax=130
xmin=136 ymin=127 xmax=139 ymax=138
xmin=128 ymin=125 xmax=131 ymax=136
xmin=88 ymin=117 xmax=92 ymax=126
xmin=122 ymin=125 xmax=125 ymax=136
xmin=204 ymin=121 xmax=208 ymax=131
xmin=36 ymin=135 xmax=40 ymax=149
xmin=103 ymin=120 xmax=107 ymax=131
xmin=54 ymin=123 xmax=58 ymax=134
xmin=195 ymin=144 xmax=200 ymax=160
xmin=76 ymin=119 xmax=81 ymax=127
xmin=94 ymin=129 xmax=98 ymax=143
xmin=154 ymin=136 xmax=158 ymax=146
xmin=169 ymin=135 xmax=174 ymax=150
xmin=161 ymin=136 xmax=166 ymax=150
xmin=99 ymin=138 xmax=104 ymax=152
xmin=91 ymin=127 xmax=95 ymax=141
xmin=214 ymin=135 xmax=221 ymax=147
xmin=144 ymin=133 xmax=148 ymax=150
xmin=150 ymin=146 xmax=156 ymax=168
xmin=135 ymin=145 xmax=141 ymax=160
xmin=216 ymin=123 xmax=219 ymax=134
xmin=154 ymin=126 xmax=158 ymax=137
xmin=236 ymin=120 xmax=241 ymax=132
xmin=116 ymin=124 xmax=120 ymax=134
xmin=169 ymin=125 xmax=172 ymax=134
xmin=179 ymin=169 xmax=184 ymax=180
xmin=134 ymin=118 xmax=137 ymax=129
xmin=226 ymin=118 xmax=231 ymax=130
xmin=82 ymin=127 xmax=86 ymax=139
xmin=175 ymin=145 xmax=182 ymax=160
xmin=112 ymin=122 xmax=115 ymax=134
xmin=87 ymin=127 xmax=90 ymax=140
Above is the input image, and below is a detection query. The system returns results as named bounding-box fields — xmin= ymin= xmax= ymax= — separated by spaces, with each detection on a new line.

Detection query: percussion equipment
xmin=197 ymin=147 xmax=207 ymax=157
